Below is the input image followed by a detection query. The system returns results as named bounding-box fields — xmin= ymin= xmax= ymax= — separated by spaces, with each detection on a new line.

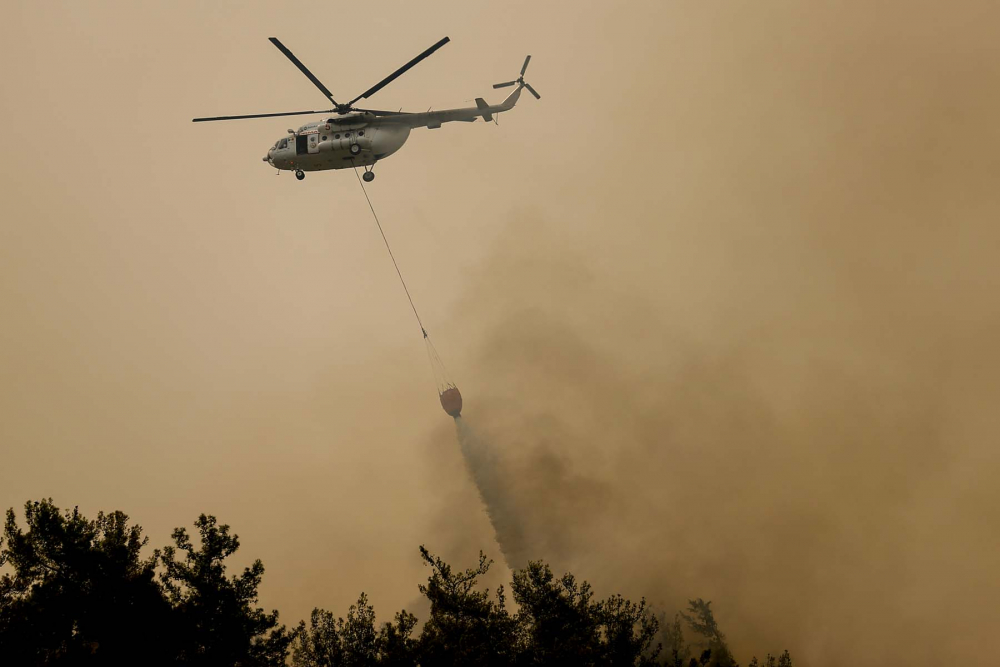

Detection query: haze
xmin=2 ymin=2 xmax=998 ymax=665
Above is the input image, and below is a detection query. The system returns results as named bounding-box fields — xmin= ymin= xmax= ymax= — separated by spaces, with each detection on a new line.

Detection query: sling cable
xmin=353 ymin=166 xmax=462 ymax=417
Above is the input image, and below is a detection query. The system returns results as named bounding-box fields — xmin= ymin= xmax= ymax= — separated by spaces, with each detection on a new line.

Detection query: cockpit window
xmin=278 ymin=138 xmax=288 ymax=150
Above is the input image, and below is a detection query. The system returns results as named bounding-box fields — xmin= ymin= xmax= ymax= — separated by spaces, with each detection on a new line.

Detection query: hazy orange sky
xmin=2 ymin=2 xmax=999 ymax=665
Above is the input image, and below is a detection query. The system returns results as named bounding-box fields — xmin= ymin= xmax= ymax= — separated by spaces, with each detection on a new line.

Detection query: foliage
xmin=511 ymin=561 xmax=600 ymax=662
xmin=748 ymin=651 xmax=793 ymax=667
xmin=658 ymin=613 xmax=691 ymax=667
xmin=511 ymin=560 xmax=661 ymax=665
xmin=0 ymin=500 xmax=288 ymax=667
xmin=1 ymin=499 xmax=792 ymax=666
xmin=159 ymin=514 xmax=291 ymax=666
xmin=0 ymin=499 xmax=171 ymax=666
xmin=292 ymin=549 xmax=671 ymax=667
xmin=415 ymin=546 xmax=525 ymax=666
xmin=290 ymin=594 xmax=418 ymax=667
xmin=680 ymin=599 xmax=736 ymax=667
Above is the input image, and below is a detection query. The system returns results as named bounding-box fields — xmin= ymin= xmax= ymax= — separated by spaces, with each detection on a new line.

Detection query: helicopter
xmin=193 ymin=37 xmax=539 ymax=182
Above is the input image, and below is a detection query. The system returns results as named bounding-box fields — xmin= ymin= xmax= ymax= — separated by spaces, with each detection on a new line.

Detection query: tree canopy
xmin=1 ymin=499 xmax=792 ymax=666
xmin=1 ymin=500 xmax=288 ymax=667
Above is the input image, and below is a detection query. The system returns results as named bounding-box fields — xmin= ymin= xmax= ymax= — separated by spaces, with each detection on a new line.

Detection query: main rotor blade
xmin=493 ymin=81 xmax=518 ymax=89
xmin=524 ymin=82 xmax=541 ymax=99
xmin=520 ymin=55 xmax=531 ymax=76
xmin=192 ymin=109 xmax=333 ymax=122
xmin=269 ymin=37 xmax=339 ymax=107
xmin=348 ymin=36 xmax=450 ymax=105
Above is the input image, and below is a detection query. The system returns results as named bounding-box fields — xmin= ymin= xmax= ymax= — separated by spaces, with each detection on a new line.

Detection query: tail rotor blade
xmin=524 ymin=82 xmax=541 ymax=99
xmin=493 ymin=80 xmax=518 ymax=89
xmin=520 ymin=55 xmax=531 ymax=76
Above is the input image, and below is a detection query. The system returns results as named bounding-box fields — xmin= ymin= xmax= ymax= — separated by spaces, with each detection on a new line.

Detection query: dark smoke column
xmin=436 ymin=379 xmax=528 ymax=566
xmin=452 ymin=415 xmax=529 ymax=569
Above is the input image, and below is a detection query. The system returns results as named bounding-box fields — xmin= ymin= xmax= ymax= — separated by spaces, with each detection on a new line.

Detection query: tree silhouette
xmin=159 ymin=514 xmax=290 ymax=666
xmin=0 ymin=501 xmax=288 ymax=666
xmin=596 ymin=592 xmax=661 ymax=665
xmin=290 ymin=594 xmax=418 ymax=667
xmin=0 ymin=499 xmax=172 ymax=666
xmin=510 ymin=561 xmax=604 ymax=663
xmin=681 ymin=599 xmax=736 ymax=667
xmin=415 ymin=546 xmax=525 ymax=666
xmin=747 ymin=651 xmax=793 ymax=667
xmin=1 ymin=499 xmax=792 ymax=666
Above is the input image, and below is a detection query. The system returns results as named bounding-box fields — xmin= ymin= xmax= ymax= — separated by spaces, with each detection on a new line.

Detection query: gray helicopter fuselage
xmin=196 ymin=37 xmax=538 ymax=180
xmin=265 ymin=113 xmax=410 ymax=172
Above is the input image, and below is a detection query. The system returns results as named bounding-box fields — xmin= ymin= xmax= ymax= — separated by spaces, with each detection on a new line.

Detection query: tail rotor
xmin=493 ymin=55 xmax=541 ymax=99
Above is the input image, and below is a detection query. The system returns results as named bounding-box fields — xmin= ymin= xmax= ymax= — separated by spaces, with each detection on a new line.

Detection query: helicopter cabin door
xmin=295 ymin=134 xmax=309 ymax=156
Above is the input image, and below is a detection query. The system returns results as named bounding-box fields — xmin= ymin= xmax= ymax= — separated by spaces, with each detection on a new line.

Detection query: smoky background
xmin=2 ymin=1 xmax=999 ymax=665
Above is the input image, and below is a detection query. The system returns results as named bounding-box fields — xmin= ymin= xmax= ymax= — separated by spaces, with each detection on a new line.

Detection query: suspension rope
xmin=353 ymin=165 xmax=426 ymax=337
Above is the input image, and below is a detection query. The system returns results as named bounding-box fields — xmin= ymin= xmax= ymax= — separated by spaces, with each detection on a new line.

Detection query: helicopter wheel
xmin=350 ymin=143 xmax=361 ymax=155
xmin=295 ymin=170 xmax=305 ymax=181
xmin=362 ymin=170 xmax=375 ymax=183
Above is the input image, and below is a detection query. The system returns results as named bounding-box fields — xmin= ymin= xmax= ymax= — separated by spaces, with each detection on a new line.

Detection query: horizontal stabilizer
xmin=475 ymin=97 xmax=493 ymax=122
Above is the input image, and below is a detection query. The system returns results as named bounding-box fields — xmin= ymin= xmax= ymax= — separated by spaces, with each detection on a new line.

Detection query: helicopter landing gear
xmin=295 ymin=170 xmax=305 ymax=181
xmin=349 ymin=143 xmax=361 ymax=155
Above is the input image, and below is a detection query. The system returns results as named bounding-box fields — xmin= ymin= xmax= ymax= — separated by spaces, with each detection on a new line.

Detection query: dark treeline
xmin=0 ymin=500 xmax=792 ymax=666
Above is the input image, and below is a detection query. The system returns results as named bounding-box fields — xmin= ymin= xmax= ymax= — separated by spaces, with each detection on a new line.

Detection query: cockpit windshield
xmin=277 ymin=137 xmax=288 ymax=150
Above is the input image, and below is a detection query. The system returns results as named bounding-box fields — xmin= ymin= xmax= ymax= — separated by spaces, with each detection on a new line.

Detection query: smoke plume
xmin=418 ymin=6 xmax=1000 ymax=664
xmin=426 ymin=210 xmax=999 ymax=665
xmin=451 ymin=417 xmax=530 ymax=569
